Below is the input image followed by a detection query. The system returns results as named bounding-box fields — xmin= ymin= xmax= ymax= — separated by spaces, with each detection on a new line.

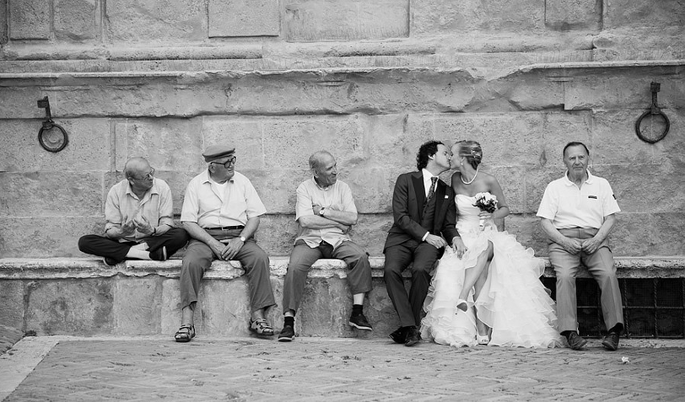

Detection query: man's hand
xmin=120 ymin=220 xmax=137 ymax=237
xmin=337 ymin=223 xmax=351 ymax=234
xmin=425 ymin=234 xmax=447 ymax=249
xmin=133 ymin=216 xmax=154 ymax=236
xmin=312 ymin=203 xmax=323 ymax=216
xmin=451 ymin=237 xmax=467 ymax=258
xmin=220 ymin=237 xmax=245 ymax=260
xmin=581 ymin=237 xmax=603 ymax=254
xmin=560 ymin=237 xmax=583 ymax=254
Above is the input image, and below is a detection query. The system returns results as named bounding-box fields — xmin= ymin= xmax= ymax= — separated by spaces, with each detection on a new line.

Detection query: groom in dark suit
xmin=384 ymin=140 xmax=461 ymax=346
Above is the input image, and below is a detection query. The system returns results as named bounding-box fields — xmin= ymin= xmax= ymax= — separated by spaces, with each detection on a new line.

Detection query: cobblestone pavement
xmin=1 ymin=336 xmax=684 ymax=401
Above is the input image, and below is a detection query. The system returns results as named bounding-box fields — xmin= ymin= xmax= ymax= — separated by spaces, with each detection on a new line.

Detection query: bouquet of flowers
xmin=473 ymin=192 xmax=498 ymax=229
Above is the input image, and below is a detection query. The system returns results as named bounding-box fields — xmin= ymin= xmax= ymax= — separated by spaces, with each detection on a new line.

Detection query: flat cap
xmin=202 ymin=145 xmax=235 ymax=162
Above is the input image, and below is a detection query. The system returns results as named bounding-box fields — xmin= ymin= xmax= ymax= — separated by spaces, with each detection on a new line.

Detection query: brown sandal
xmin=174 ymin=324 xmax=195 ymax=342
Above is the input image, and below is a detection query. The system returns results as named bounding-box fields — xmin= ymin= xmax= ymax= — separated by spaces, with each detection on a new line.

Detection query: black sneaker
xmin=278 ymin=324 xmax=295 ymax=342
xmin=601 ymin=332 xmax=620 ymax=351
xmin=150 ymin=246 xmax=168 ymax=261
xmin=566 ymin=332 xmax=588 ymax=350
xmin=103 ymin=257 xmax=118 ymax=266
xmin=349 ymin=313 xmax=372 ymax=331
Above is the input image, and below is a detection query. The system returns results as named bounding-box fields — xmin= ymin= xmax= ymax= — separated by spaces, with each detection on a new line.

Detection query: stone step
xmin=1 ymin=257 xmax=684 ymax=340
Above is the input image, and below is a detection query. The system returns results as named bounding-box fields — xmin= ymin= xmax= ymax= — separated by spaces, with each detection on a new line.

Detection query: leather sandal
xmin=174 ymin=324 xmax=195 ymax=342
xmin=249 ymin=318 xmax=274 ymax=336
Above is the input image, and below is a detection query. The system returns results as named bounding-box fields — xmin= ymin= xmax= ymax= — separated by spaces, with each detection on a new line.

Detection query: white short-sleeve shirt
xmin=537 ymin=170 xmax=620 ymax=229
xmin=295 ymin=178 xmax=357 ymax=249
xmin=180 ymin=170 xmax=266 ymax=228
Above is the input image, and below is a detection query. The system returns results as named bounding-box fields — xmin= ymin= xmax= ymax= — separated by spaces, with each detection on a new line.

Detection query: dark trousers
xmin=384 ymin=241 xmax=441 ymax=327
xmin=180 ymin=237 xmax=276 ymax=313
xmin=78 ymin=227 xmax=189 ymax=263
xmin=282 ymin=239 xmax=372 ymax=314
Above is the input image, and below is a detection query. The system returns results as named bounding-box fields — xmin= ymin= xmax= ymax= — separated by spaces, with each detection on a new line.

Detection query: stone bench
xmin=1 ymin=257 xmax=684 ymax=340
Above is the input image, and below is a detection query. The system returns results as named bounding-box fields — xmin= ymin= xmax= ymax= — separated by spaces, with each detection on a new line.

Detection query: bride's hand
xmin=478 ymin=210 xmax=493 ymax=220
xmin=451 ymin=237 xmax=467 ymax=258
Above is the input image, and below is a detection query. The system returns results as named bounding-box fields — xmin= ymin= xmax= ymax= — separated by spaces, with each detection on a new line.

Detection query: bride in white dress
xmin=421 ymin=140 xmax=562 ymax=348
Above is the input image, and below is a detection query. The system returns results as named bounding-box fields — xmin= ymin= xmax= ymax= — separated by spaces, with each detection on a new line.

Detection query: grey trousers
xmin=549 ymin=227 xmax=624 ymax=333
xmin=282 ymin=239 xmax=372 ymax=314
xmin=180 ymin=237 xmax=276 ymax=313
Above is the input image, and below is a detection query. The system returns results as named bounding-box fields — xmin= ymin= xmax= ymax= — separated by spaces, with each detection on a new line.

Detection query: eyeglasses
xmin=212 ymin=156 xmax=237 ymax=169
xmin=135 ymin=168 xmax=155 ymax=180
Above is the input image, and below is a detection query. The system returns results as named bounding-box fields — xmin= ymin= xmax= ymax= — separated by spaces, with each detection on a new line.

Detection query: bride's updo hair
xmin=456 ymin=140 xmax=483 ymax=170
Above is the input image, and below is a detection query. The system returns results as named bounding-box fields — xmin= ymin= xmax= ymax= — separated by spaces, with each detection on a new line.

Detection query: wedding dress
xmin=421 ymin=194 xmax=562 ymax=348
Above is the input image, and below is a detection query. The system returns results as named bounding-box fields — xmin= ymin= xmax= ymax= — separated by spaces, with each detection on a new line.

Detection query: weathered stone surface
xmin=0 ymin=171 xmax=103 ymax=217
xmin=0 ymin=280 xmax=25 ymax=330
xmin=0 ymin=0 xmax=8 ymax=45
xmin=202 ymin=117 xmax=264 ymax=170
xmin=411 ymin=0 xmax=544 ymax=34
xmin=604 ymin=0 xmax=685 ymax=29
xmin=545 ymin=0 xmax=601 ymax=31
xmin=112 ymin=278 xmax=162 ymax=335
xmin=0 ymin=119 xmax=110 ymax=172
xmin=25 ymin=279 xmax=114 ymax=335
xmin=113 ymin=119 xmax=205 ymax=173
xmin=54 ymin=0 xmax=98 ymax=41
xmin=283 ymin=0 xmax=409 ymax=42
xmin=0 ymin=217 xmax=101 ymax=258
xmin=9 ymin=0 xmax=50 ymax=40
xmin=105 ymin=0 xmax=207 ymax=43
xmin=611 ymin=213 xmax=685 ymax=256
xmin=208 ymin=0 xmax=280 ymax=38
xmin=256 ymin=215 xmax=299 ymax=256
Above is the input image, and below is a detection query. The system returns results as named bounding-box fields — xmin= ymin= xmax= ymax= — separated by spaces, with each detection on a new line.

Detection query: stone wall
xmin=0 ymin=0 xmax=684 ymax=259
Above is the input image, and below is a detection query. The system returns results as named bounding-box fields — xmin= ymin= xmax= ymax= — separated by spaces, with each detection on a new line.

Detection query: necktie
xmin=423 ymin=177 xmax=438 ymax=215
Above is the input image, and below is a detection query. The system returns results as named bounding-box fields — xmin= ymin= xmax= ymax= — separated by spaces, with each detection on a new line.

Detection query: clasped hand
xmin=562 ymin=236 xmax=602 ymax=255
xmin=121 ymin=216 xmax=154 ymax=237
xmin=212 ymin=237 xmax=244 ymax=260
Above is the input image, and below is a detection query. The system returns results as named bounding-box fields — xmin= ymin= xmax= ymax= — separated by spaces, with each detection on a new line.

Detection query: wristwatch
xmin=239 ymin=236 xmax=246 ymax=242
xmin=319 ymin=207 xmax=325 ymax=216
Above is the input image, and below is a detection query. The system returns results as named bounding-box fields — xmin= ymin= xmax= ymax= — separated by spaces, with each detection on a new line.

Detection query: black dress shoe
xmin=389 ymin=327 xmax=407 ymax=344
xmin=405 ymin=326 xmax=421 ymax=347
xmin=601 ymin=332 xmax=620 ymax=351
xmin=566 ymin=332 xmax=588 ymax=350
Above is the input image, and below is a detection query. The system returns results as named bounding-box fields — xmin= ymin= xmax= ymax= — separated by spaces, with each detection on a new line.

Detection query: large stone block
xmin=611 ymin=213 xmax=685 ymax=256
xmin=202 ymin=117 xmax=264 ymax=170
xmin=593 ymin=164 xmax=685 ymax=214
xmin=591 ymin=109 xmax=683 ymax=166
xmin=9 ymin=0 xmax=50 ymax=40
xmin=545 ymin=0 xmax=601 ymax=31
xmin=0 ymin=171 xmax=102 ymax=217
xmin=208 ymin=0 xmax=279 ymax=37
xmin=54 ymin=0 xmax=98 ymax=40
xmin=261 ymin=115 xmax=366 ymax=171
xmin=604 ymin=0 xmax=685 ymax=29
xmin=247 ymin=168 xmax=308 ymax=215
xmin=112 ymin=277 xmax=163 ymax=335
xmin=0 ymin=280 xmax=25 ymax=330
xmin=0 ymin=119 xmax=110 ymax=172
xmin=25 ymin=279 xmax=114 ymax=335
xmin=283 ymin=0 xmax=408 ymax=42
xmin=0 ymin=0 xmax=8 ymax=44
xmin=113 ymin=119 xmax=205 ymax=173
xmin=0 ymin=217 xmax=100 ymax=258
xmin=411 ymin=0 xmax=544 ymax=34
xmin=255 ymin=214 xmax=299 ymax=256
xmin=105 ymin=0 xmax=207 ymax=42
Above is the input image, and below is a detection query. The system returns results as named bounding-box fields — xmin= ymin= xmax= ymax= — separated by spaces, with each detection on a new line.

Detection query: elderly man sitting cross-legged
xmin=78 ymin=157 xmax=189 ymax=266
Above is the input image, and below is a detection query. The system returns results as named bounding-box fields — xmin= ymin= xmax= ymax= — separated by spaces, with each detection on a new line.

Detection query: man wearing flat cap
xmin=174 ymin=145 xmax=276 ymax=342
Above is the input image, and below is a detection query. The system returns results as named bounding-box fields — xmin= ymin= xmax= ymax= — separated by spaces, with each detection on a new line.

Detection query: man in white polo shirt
xmin=278 ymin=151 xmax=373 ymax=342
xmin=537 ymin=141 xmax=624 ymax=351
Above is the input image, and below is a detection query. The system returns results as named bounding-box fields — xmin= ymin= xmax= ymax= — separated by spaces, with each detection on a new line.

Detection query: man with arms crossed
xmin=537 ymin=141 xmax=624 ymax=351
xmin=279 ymin=151 xmax=373 ymax=342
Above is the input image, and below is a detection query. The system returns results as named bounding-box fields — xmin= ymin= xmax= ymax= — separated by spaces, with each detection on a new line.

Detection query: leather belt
xmin=206 ymin=226 xmax=244 ymax=231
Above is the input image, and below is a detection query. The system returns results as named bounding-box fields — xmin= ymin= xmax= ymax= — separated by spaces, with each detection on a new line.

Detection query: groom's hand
xmin=560 ymin=237 xmax=583 ymax=254
xmin=425 ymin=234 xmax=447 ymax=249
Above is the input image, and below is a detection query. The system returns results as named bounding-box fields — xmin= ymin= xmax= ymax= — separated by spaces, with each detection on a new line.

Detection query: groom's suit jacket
xmin=384 ymin=171 xmax=459 ymax=250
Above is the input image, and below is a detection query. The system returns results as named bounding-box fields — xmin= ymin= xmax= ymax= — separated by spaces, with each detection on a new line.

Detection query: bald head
xmin=124 ymin=157 xmax=151 ymax=180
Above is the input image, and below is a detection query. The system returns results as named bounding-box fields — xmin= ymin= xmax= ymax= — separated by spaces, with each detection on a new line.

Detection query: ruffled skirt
xmin=421 ymin=226 xmax=562 ymax=348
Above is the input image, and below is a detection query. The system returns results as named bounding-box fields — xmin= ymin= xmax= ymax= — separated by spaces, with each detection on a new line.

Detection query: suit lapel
xmin=411 ymin=173 xmax=425 ymax=218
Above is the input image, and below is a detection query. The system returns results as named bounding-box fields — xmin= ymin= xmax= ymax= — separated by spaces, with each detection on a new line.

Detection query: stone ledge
xmin=1 ymin=256 xmax=685 ymax=280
